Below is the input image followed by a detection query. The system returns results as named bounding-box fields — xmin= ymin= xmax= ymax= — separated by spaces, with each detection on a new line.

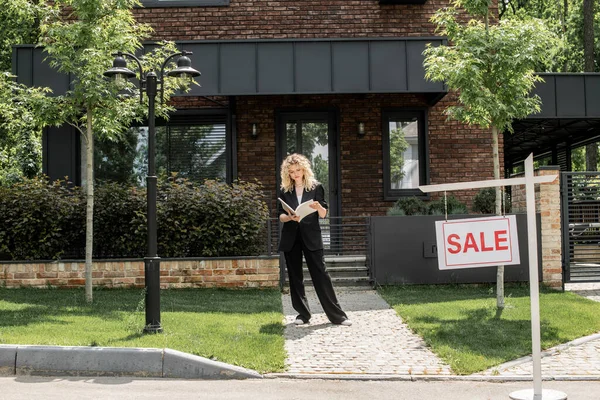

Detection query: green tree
xmin=423 ymin=0 xmax=559 ymax=309
xmin=39 ymin=0 xmax=194 ymax=302
xmin=0 ymin=1 xmax=49 ymax=184
xmin=0 ymin=72 xmax=54 ymax=186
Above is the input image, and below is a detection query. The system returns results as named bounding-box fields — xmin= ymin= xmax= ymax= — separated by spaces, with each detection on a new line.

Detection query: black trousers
xmin=284 ymin=233 xmax=348 ymax=324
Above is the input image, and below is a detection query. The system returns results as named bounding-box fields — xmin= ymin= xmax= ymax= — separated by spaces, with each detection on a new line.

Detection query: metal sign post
xmin=419 ymin=153 xmax=566 ymax=400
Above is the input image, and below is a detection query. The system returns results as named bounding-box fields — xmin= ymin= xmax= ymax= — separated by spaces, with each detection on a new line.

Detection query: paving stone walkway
xmin=281 ymin=287 xmax=452 ymax=376
xmin=281 ymin=282 xmax=600 ymax=378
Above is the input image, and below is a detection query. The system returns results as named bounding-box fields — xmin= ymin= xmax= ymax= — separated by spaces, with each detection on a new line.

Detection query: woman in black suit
xmin=278 ymin=153 xmax=351 ymax=326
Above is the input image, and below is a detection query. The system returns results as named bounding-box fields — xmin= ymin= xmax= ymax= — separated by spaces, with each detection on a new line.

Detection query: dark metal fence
xmin=262 ymin=216 xmax=371 ymax=257
xmin=561 ymin=172 xmax=600 ymax=283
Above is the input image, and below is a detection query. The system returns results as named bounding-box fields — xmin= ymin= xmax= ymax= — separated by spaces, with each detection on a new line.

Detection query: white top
xmin=296 ymin=186 xmax=303 ymax=204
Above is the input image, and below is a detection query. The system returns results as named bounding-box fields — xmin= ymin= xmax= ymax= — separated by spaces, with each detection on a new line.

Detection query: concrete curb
xmin=265 ymin=373 xmax=600 ymax=382
xmin=0 ymin=345 xmax=261 ymax=379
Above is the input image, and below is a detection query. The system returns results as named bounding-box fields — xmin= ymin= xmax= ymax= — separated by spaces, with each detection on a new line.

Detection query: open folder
xmin=278 ymin=198 xmax=318 ymax=221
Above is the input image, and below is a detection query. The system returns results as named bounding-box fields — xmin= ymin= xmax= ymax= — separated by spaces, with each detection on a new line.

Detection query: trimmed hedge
xmin=0 ymin=176 xmax=270 ymax=260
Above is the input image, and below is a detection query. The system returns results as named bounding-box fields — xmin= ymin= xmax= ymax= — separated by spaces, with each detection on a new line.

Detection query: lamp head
xmin=168 ymin=54 xmax=201 ymax=80
xmin=104 ymin=54 xmax=136 ymax=82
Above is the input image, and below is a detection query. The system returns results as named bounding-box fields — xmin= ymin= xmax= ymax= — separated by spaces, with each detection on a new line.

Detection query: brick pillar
xmin=512 ymin=166 xmax=562 ymax=289
xmin=537 ymin=167 xmax=562 ymax=289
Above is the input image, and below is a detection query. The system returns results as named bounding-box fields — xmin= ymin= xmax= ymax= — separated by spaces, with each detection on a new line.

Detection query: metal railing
xmin=262 ymin=216 xmax=371 ymax=257
xmin=561 ymin=172 xmax=600 ymax=283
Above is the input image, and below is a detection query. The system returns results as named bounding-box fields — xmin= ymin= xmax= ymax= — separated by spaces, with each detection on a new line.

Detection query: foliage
xmin=0 ymin=176 xmax=84 ymax=260
xmin=93 ymin=182 xmax=146 ymax=258
xmin=472 ymin=187 xmax=512 ymax=214
xmin=424 ymin=7 xmax=560 ymax=133
xmin=500 ymin=0 xmax=600 ymax=73
xmin=0 ymin=72 xmax=56 ymax=186
xmin=389 ymin=124 xmax=410 ymax=184
xmin=387 ymin=195 xmax=468 ymax=216
xmin=388 ymin=196 xmax=428 ymax=216
xmin=427 ymin=196 xmax=469 ymax=215
xmin=0 ymin=177 xmax=270 ymax=260
xmin=0 ymin=0 xmax=46 ymax=71
xmin=157 ymin=177 xmax=270 ymax=257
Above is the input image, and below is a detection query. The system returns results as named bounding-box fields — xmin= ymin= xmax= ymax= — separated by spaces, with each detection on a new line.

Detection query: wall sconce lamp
xmin=251 ymin=123 xmax=258 ymax=139
xmin=357 ymin=122 xmax=366 ymax=138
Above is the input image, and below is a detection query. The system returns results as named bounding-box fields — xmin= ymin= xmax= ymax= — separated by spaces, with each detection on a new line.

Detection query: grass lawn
xmin=379 ymin=283 xmax=600 ymax=375
xmin=0 ymin=287 xmax=286 ymax=373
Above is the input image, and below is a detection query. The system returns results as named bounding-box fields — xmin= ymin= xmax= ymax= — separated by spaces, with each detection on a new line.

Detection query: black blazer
xmin=277 ymin=184 xmax=328 ymax=252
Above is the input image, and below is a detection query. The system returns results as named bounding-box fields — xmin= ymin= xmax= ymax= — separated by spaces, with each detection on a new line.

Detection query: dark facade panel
xmin=219 ymin=43 xmax=257 ymax=95
xmin=585 ymin=75 xmax=600 ymax=117
xmin=14 ymin=47 xmax=33 ymax=86
xmin=294 ymin=42 xmax=332 ymax=93
xmin=531 ymin=75 xmax=556 ymax=118
xmin=406 ymin=40 xmax=441 ymax=92
xmin=556 ymin=75 xmax=586 ymax=117
xmin=32 ymin=50 xmax=70 ymax=95
xmin=43 ymin=126 xmax=79 ymax=184
xmin=184 ymin=43 xmax=220 ymax=96
xmin=370 ymin=41 xmax=407 ymax=92
xmin=257 ymin=43 xmax=294 ymax=93
xmin=332 ymin=42 xmax=370 ymax=93
xmin=14 ymin=38 xmax=446 ymax=97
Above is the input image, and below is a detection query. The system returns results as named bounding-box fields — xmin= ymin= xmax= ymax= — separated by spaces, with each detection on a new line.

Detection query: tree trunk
xmin=584 ymin=0 xmax=596 ymax=170
xmin=85 ymin=110 xmax=94 ymax=303
xmin=493 ymin=126 xmax=505 ymax=309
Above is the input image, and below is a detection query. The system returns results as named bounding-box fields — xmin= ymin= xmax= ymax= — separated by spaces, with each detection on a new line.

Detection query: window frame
xmin=382 ymin=108 xmax=429 ymax=200
xmin=140 ymin=0 xmax=229 ymax=8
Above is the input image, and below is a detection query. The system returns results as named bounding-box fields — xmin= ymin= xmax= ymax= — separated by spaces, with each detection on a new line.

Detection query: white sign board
xmin=435 ymin=215 xmax=520 ymax=270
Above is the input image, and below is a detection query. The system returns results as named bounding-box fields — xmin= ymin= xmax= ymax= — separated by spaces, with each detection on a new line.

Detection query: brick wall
xmin=134 ymin=0 xmax=498 ymax=41
xmin=137 ymin=1 xmax=501 ymax=215
xmin=0 ymin=257 xmax=280 ymax=289
xmin=511 ymin=166 xmax=562 ymax=288
xmin=136 ymin=0 xmax=444 ymax=41
xmin=235 ymin=93 xmax=497 ymax=215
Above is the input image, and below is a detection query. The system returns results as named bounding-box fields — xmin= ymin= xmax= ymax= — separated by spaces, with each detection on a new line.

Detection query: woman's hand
xmin=280 ymin=213 xmax=300 ymax=223
xmin=310 ymin=201 xmax=327 ymax=218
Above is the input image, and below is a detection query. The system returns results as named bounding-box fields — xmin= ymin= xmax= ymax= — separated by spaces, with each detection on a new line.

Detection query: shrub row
xmin=0 ymin=176 xmax=269 ymax=260
xmin=387 ymin=188 xmax=512 ymax=216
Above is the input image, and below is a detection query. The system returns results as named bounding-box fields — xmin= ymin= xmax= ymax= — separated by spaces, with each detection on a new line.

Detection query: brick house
xmin=14 ymin=0 xmax=500 ymax=218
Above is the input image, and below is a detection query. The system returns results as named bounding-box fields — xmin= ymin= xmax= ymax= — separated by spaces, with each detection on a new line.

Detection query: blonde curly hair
xmin=280 ymin=153 xmax=319 ymax=193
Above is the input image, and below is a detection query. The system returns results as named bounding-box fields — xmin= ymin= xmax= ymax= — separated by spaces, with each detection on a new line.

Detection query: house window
xmin=382 ymin=109 xmax=428 ymax=200
xmin=95 ymin=112 xmax=230 ymax=186
xmin=140 ymin=0 xmax=229 ymax=7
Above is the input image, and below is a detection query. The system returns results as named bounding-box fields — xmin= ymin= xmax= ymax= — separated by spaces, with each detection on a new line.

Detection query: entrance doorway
xmin=276 ymin=111 xmax=340 ymax=218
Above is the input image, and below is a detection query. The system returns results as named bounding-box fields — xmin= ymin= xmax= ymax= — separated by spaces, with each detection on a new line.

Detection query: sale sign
xmin=435 ymin=215 xmax=520 ymax=270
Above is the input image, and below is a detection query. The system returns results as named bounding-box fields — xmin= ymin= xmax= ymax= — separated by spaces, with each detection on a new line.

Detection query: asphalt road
xmin=0 ymin=376 xmax=596 ymax=400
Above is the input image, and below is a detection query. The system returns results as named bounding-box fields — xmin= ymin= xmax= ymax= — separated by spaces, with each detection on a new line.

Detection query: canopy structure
xmin=12 ymin=37 xmax=446 ymax=104
xmin=506 ymin=73 xmax=600 ymax=171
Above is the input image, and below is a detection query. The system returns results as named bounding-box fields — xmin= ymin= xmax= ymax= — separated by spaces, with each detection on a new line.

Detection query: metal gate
xmin=562 ymin=172 xmax=600 ymax=282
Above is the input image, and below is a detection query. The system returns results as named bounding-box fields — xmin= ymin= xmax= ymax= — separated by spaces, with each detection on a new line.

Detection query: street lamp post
xmin=104 ymin=51 xmax=200 ymax=333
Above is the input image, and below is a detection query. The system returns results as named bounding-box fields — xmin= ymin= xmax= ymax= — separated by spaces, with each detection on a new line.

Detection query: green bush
xmin=0 ymin=176 xmax=84 ymax=260
xmin=387 ymin=195 xmax=468 ymax=216
xmin=0 ymin=176 xmax=270 ymax=260
xmin=94 ymin=182 xmax=146 ymax=258
xmin=157 ymin=178 xmax=269 ymax=257
xmin=427 ymin=196 xmax=469 ymax=215
xmin=390 ymin=196 xmax=428 ymax=216
xmin=472 ymin=187 xmax=512 ymax=214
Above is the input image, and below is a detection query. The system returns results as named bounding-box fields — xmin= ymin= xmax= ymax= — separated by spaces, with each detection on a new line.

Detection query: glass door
xmin=277 ymin=111 xmax=339 ymax=219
